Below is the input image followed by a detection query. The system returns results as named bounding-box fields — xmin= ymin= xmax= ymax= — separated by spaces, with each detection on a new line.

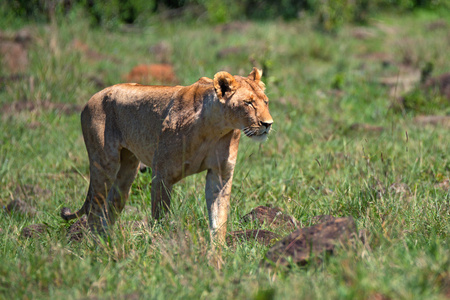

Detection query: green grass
xmin=1 ymin=9 xmax=450 ymax=299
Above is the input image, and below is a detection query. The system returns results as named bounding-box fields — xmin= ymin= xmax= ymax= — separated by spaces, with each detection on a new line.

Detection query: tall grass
xmin=1 ymin=9 xmax=449 ymax=299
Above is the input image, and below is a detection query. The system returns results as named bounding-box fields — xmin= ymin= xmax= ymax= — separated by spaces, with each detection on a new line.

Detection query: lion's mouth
xmin=242 ymin=126 xmax=270 ymax=142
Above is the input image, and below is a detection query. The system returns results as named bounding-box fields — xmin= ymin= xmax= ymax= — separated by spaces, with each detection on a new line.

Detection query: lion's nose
xmin=260 ymin=120 xmax=273 ymax=129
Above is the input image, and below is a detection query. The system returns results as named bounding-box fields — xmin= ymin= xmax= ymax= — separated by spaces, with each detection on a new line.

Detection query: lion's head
xmin=213 ymin=68 xmax=273 ymax=142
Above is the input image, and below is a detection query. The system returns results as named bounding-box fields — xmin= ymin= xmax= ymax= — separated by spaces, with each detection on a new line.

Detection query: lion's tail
xmin=61 ymin=202 xmax=87 ymax=221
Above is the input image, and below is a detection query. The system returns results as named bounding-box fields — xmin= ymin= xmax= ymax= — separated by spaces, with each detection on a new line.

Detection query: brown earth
xmin=67 ymin=216 xmax=88 ymax=242
xmin=21 ymin=224 xmax=48 ymax=238
xmin=5 ymin=199 xmax=38 ymax=217
xmin=264 ymin=217 xmax=357 ymax=267
xmin=423 ymin=73 xmax=450 ymax=100
xmin=124 ymin=64 xmax=178 ymax=85
xmin=0 ymin=29 xmax=33 ymax=74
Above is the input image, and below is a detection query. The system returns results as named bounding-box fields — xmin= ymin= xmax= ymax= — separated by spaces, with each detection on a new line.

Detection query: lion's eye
xmin=244 ymin=101 xmax=254 ymax=108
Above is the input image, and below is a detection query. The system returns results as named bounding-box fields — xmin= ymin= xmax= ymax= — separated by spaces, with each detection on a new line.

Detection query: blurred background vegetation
xmin=1 ymin=0 xmax=448 ymax=30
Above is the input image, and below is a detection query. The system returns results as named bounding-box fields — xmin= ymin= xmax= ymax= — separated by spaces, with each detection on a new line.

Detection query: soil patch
xmin=14 ymin=184 xmax=51 ymax=199
xmin=67 ymin=216 xmax=88 ymax=242
xmin=423 ymin=73 xmax=450 ymax=100
xmin=124 ymin=64 xmax=178 ymax=85
xmin=0 ymin=29 xmax=33 ymax=74
xmin=21 ymin=224 xmax=48 ymax=238
xmin=264 ymin=217 xmax=357 ymax=267
xmin=5 ymin=199 xmax=38 ymax=217
xmin=378 ymin=66 xmax=421 ymax=97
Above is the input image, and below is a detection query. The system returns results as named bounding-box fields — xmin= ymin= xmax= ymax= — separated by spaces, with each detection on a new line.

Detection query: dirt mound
xmin=423 ymin=73 xmax=450 ymax=100
xmin=5 ymin=199 xmax=37 ymax=217
xmin=21 ymin=224 xmax=48 ymax=238
xmin=67 ymin=216 xmax=88 ymax=242
xmin=124 ymin=64 xmax=178 ymax=85
xmin=264 ymin=217 xmax=357 ymax=267
xmin=0 ymin=28 xmax=33 ymax=74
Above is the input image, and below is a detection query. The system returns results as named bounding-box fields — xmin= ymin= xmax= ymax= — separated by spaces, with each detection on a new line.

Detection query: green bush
xmin=1 ymin=0 xmax=448 ymax=27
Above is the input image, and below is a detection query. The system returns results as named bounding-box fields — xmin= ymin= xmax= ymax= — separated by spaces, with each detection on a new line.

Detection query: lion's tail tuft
xmin=61 ymin=204 xmax=86 ymax=221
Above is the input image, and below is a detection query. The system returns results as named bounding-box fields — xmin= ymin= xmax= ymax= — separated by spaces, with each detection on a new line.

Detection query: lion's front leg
xmin=205 ymin=169 xmax=234 ymax=245
xmin=151 ymin=175 xmax=173 ymax=220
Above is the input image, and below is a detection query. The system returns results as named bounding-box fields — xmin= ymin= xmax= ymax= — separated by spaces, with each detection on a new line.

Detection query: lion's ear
xmin=248 ymin=67 xmax=266 ymax=90
xmin=248 ymin=67 xmax=263 ymax=81
xmin=214 ymin=71 xmax=238 ymax=100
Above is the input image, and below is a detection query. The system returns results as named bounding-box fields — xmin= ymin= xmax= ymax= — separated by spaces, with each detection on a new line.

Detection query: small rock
xmin=5 ymin=199 xmax=37 ymax=216
xmin=21 ymin=224 xmax=48 ymax=238
xmin=241 ymin=206 xmax=297 ymax=232
xmin=227 ymin=229 xmax=279 ymax=247
xmin=264 ymin=217 xmax=357 ymax=267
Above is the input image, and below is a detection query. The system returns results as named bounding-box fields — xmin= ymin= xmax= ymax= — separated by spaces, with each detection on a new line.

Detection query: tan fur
xmin=61 ymin=68 xmax=273 ymax=245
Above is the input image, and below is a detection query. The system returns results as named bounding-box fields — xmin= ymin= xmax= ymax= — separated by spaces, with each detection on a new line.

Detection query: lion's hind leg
xmin=106 ymin=148 xmax=140 ymax=225
xmin=84 ymin=156 xmax=121 ymax=235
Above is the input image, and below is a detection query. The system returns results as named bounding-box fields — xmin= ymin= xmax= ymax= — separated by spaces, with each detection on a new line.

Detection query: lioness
xmin=61 ymin=68 xmax=273 ymax=245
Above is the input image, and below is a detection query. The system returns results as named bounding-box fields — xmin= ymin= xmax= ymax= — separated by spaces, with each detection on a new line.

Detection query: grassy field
xmin=1 ymin=8 xmax=449 ymax=299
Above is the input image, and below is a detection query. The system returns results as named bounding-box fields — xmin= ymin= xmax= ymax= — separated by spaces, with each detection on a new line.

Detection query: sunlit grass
xmin=1 ymin=9 xmax=449 ymax=299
